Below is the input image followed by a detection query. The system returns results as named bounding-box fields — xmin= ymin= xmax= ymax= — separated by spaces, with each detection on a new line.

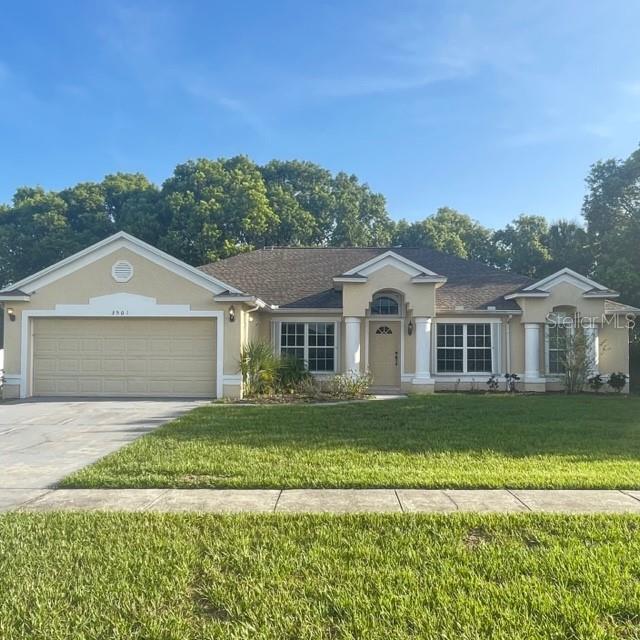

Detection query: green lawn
xmin=1 ymin=512 xmax=640 ymax=639
xmin=61 ymin=394 xmax=640 ymax=489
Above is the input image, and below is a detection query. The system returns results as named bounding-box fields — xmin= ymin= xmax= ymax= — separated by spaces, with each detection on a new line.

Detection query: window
xmin=375 ymin=325 xmax=393 ymax=335
xmin=466 ymin=324 xmax=492 ymax=372
xmin=436 ymin=323 xmax=492 ymax=373
xmin=280 ymin=322 xmax=336 ymax=373
xmin=547 ymin=323 xmax=569 ymax=374
xmin=371 ymin=294 xmax=399 ymax=315
xmin=280 ymin=323 xmax=305 ymax=361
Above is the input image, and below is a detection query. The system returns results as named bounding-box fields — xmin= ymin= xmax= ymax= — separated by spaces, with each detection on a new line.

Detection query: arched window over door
xmin=371 ymin=294 xmax=399 ymax=315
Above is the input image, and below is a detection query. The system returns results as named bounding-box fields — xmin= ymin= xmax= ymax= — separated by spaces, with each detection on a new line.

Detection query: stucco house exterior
xmin=0 ymin=231 xmax=636 ymax=400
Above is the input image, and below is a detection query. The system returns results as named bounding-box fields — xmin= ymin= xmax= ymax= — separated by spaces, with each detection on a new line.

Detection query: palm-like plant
xmin=239 ymin=341 xmax=280 ymax=396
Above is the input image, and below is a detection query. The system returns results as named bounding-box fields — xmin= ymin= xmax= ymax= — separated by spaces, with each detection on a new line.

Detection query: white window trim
xmin=436 ymin=322 xmax=494 ymax=375
xmin=278 ymin=320 xmax=338 ymax=374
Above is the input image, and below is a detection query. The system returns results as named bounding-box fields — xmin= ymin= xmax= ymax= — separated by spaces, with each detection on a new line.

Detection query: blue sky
xmin=1 ymin=1 xmax=639 ymax=228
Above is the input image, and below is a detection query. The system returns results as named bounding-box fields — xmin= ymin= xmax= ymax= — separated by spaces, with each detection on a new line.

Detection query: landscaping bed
xmin=61 ymin=394 xmax=640 ymax=490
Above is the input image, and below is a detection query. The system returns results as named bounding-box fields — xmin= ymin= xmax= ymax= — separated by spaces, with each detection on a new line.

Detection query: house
xmin=0 ymin=231 xmax=636 ymax=400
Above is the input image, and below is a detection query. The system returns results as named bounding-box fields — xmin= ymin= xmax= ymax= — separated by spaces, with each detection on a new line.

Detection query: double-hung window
xmin=547 ymin=321 xmax=570 ymax=374
xmin=280 ymin=322 xmax=336 ymax=373
xmin=436 ymin=323 xmax=493 ymax=373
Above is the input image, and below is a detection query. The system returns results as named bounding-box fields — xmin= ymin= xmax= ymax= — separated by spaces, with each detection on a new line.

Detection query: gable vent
xmin=112 ymin=260 xmax=134 ymax=283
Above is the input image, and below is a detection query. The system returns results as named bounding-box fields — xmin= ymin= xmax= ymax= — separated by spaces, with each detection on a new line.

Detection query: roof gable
xmin=515 ymin=268 xmax=619 ymax=299
xmin=341 ymin=250 xmax=442 ymax=278
xmin=2 ymin=231 xmax=244 ymax=296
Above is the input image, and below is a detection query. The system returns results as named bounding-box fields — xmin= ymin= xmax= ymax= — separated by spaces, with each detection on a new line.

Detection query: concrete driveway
xmin=0 ymin=398 xmax=207 ymax=511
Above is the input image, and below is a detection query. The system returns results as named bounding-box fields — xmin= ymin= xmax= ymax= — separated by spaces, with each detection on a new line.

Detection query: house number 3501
xmin=112 ymin=310 xmax=129 ymax=316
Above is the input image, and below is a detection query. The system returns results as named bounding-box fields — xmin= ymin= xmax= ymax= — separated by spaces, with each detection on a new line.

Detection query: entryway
xmin=369 ymin=320 xmax=401 ymax=391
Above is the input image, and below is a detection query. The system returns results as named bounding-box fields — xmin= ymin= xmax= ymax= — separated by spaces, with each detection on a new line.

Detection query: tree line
xmin=1 ymin=147 xmax=639 ymax=308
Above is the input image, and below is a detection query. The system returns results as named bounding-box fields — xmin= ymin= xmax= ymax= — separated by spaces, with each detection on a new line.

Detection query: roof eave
xmin=0 ymin=293 xmax=31 ymax=302
xmin=503 ymin=292 xmax=550 ymax=300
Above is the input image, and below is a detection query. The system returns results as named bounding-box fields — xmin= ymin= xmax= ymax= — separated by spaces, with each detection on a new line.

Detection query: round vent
xmin=112 ymin=260 xmax=134 ymax=283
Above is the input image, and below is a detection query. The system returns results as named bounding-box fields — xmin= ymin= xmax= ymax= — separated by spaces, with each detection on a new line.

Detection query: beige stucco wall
xmin=518 ymin=282 xmax=606 ymax=323
xmin=341 ymin=265 xmax=437 ymax=317
xmin=3 ymin=247 xmax=241 ymax=399
xmin=599 ymin=321 xmax=630 ymax=375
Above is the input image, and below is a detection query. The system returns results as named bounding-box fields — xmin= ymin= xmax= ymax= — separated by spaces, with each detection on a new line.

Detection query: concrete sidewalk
xmin=5 ymin=488 xmax=640 ymax=514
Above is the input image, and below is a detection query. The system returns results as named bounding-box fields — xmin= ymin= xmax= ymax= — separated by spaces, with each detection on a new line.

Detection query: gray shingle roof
xmin=199 ymin=247 xmax=531 ymax=311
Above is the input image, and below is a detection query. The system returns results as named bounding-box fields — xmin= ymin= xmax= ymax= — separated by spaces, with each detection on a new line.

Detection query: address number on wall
xmin=111 ymin=310 xmax=130 ymax=316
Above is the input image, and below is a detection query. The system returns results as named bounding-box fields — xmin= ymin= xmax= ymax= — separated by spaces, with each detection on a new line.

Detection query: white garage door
xmin=32 ymin=318 xmax=217 ymax=398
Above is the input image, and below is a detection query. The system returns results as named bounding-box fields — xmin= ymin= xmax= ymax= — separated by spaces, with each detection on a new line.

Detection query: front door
xmin=369 ymin=321 xmax=401 ymax=389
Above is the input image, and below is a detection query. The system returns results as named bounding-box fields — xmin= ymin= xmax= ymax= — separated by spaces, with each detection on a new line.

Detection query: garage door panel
xmin=104 ymin=338 xmax=126 ymax=354
xmin=32 ymin=318 xmax=217 ymax=398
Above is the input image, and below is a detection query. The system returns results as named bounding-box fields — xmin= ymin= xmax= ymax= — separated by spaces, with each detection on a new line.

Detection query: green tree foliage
xmin=583 ymin=146 xmax=640 ymax=307
xmin=393 ymin=207 xmax=496 ymax=264
xmin=545 ymin=220 xmax=592 ymax=276
xmin=0 ymin=157 xmax=394 ymax=285
xmin=159 ymin=157 xmax=277 ymax=265
xmin=492 ymin=215 xmax=551 ymax=277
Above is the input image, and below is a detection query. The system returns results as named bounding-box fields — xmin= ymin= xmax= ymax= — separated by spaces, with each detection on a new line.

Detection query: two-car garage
xmin=31 ymin=318 xmax=218 ymax=398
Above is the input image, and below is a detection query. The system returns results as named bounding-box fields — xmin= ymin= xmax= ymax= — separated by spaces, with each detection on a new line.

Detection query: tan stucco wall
xmin=518 ymin=282 xmax=605 ymax=323
xmin=341 ymin=265 xmax=436 ymax=317
xmin=3 ymin=247 xmax=241 ymax=397
xmin=599 ymin=321 xmax=630 ymax=375
xmin=508 ymin=320 xmax=526 ymax=375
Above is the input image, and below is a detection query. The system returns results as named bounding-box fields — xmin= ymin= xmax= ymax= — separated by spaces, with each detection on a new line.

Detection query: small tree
xmin=561 ymin=329 xmax=595 ymax=394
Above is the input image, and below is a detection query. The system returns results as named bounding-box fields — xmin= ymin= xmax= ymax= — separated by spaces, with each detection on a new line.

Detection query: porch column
xmin=344 ymin=317 xmax=361 ymax=375
xmin=524 ymin=323 xmax=541 ymax=381
xmin=584 ymin=325 xmax=599 ymax=374
xmin=413 ymin=316 xmax=434 ymax=385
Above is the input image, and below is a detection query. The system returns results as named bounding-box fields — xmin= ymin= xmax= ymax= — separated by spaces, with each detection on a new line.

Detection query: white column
xmin=344 ymin=317 xmax=361 ymax=375
xmin=413 ymin=317 xmax=433 ymax=384
xmin=584 ymin=325 xmax=599 ymax=374
xmin=524 ymin=323 xmax=541 ymax=381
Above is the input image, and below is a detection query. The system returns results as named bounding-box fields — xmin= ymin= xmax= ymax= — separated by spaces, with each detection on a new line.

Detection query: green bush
xmin=239 ymin=341 xmax=280 ymax=396
xmin=277 ymin=354 xmax=312 ymax=392
xmin=240 ymin=341 xmax=311 ymax=397
xmin=608 ymin=372 xmax=628 ymax=393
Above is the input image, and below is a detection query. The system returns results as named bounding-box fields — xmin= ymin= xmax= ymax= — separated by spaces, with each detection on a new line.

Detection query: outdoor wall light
xmin=407 ymin=319 xmax=414 ymax=336
xmin=229 ymin=305 xmax=235 ymax=322
xmin=7 ymin=307 xmax=16 ymax=322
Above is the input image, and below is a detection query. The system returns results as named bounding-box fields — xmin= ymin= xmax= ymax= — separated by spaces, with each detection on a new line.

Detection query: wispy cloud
xmin=183 ymin=78 xmax=272 ymax=138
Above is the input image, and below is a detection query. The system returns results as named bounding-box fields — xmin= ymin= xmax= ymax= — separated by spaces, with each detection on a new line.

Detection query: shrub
xmin=486 ymin=375 xmax=500 ymax=392
xmin=608 ymin=372 xmax=628 ymax=393
xmin=239 ymin=341 xmax=280 ymax=396
xmin=277 ymin=354 xmax=312 ymax=392
xmin=328 ymin=372 xmax=372 ymax=400
xmin=588 ymin=374 xmax=604 ymax=393
xmin=240 ymin=341 xmax=313 ymax=397
xmin=504 ymin=373 xmax=520 ymax=392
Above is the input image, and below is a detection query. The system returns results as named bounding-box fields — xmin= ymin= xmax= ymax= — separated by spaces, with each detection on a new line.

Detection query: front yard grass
xmin=61 ymin=394 xmax=640 ymax=489
xmin=1 ymin=512 xmax=640 ymax=639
